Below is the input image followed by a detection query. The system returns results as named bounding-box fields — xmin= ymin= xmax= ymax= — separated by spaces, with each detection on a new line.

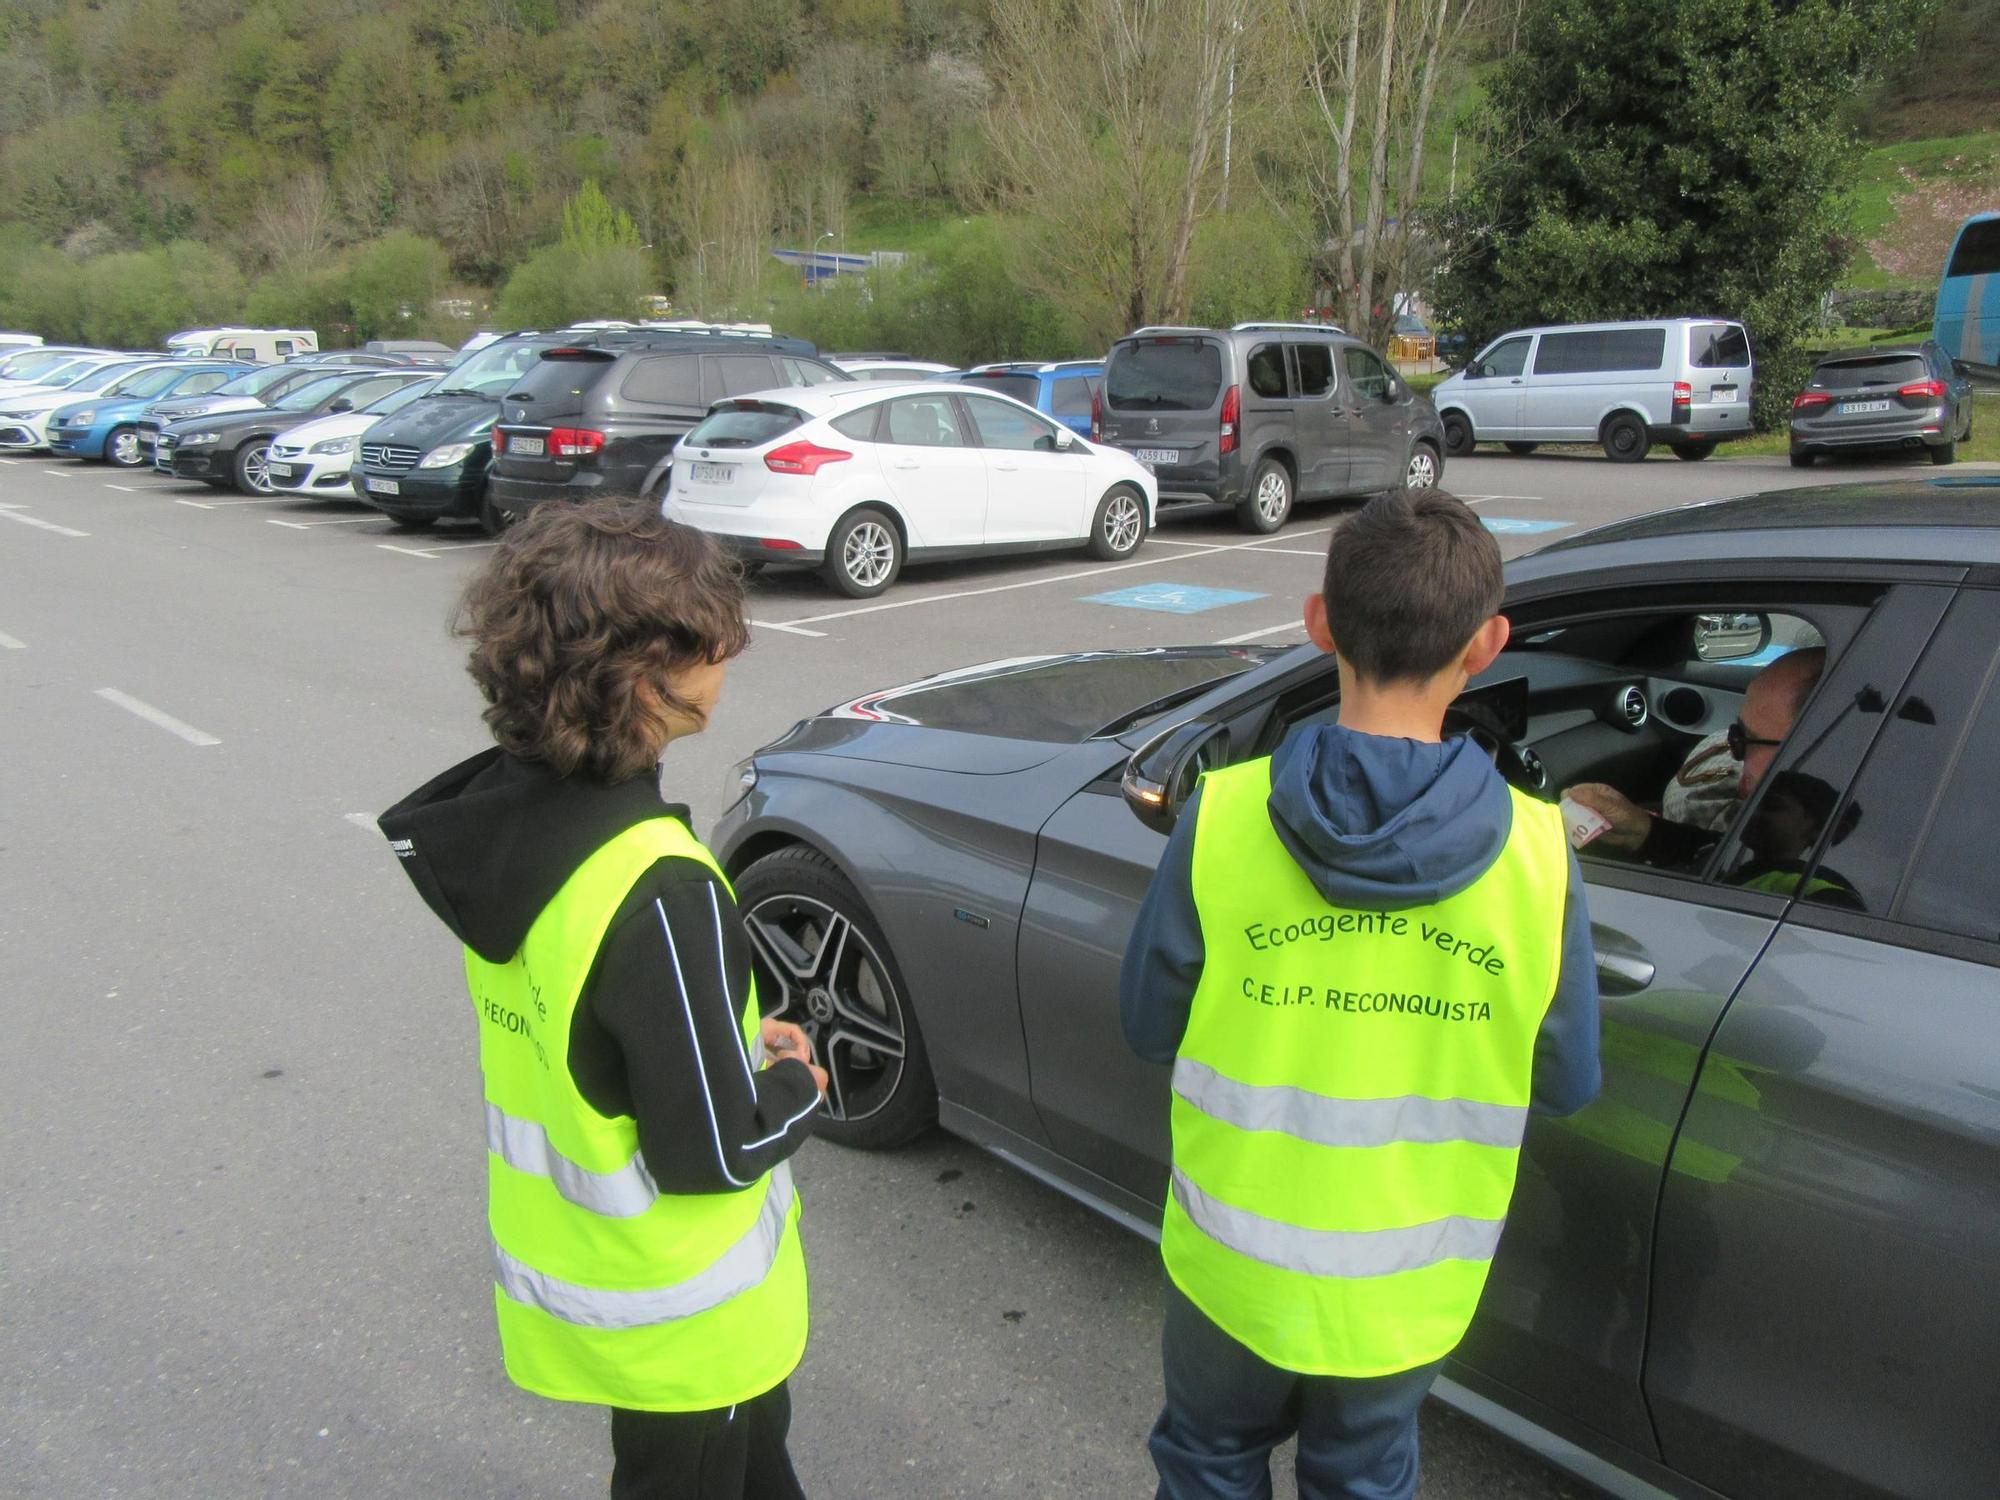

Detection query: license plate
xmin=1840 ymin=400 xmax=1892 ymax=416
xmin=691 ymin=462 xmax=735 ymax=483
xmin=268 ymin=463 xmax=294 ymax=480
xmin=1711 ymin=387 xmax=1738 ymax=403
xmin=1134 ymin=448 xmax=1180 ymax=464
xmin=367 ymin=477 xmax=401 ymax=495
xmin=511 ymin=435 xmax=545 ymax=457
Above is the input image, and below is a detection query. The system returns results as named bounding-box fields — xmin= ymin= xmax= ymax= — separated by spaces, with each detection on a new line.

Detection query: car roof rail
xmin=1231 ymin=321 xmax=1347 ymax=335
xmin=1127 ymin=325 xmax=1210 ymax=337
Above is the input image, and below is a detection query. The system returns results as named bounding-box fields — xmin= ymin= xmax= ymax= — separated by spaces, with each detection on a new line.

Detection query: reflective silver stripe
xmin=1172 ymin=1168 xmax=1503 ymax=1279
xmin=494 ymin=1162 xmax=795 ymax=1330
xmin=1173 ymin=1058 xmax=1528 ymax=1150
xmin=485 ymin=1102 xmax=661 ymax=1219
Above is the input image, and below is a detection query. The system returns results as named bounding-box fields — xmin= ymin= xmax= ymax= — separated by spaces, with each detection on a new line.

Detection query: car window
xmin=1292 ymin=344 xmax=1336 ymax=398
xmin=1342 ymin=346 xmax=1394 ymax=400
xmin=1689 ymin=323 xmax=1751 ymax=370
xmin=829 ymin=405 xmax=882 ymax=441
xmin=1807 ymin=355 xmax=1929 ymax=392
xmin=1786 ymin=588 xmax=2000 ymax=938
xmin=714 ymin=355 xmax=781 ymax=398
xmin=106 ymin=367 xmax=186 ymax=399
xmin=338 ymin=375 xmax=413 ymax=408
xmin=779 ymin=357 xmax=846 ymax=387
xmin=277 ymin=376 xmax=358 ymax=410
xmin=174 ymin=372 xmax=233 ymax=396
xmin=961 ymin=372 xmax=1042 ymax=404
xmin=366 ymin=379 xmax=436 ymax=415
xmin=1051 ymin=377 xmax=1093 ymax=418
xmin=1247 ymin=345 xmax=1288 ymax=399
xmin=1479 ymin=336 xmax=1532 ymax=378
xmin=275 ymin=340 xmax=298 ymax=356
xmin=684 ymin=401 xmax=807 ymax=448
xmin=1532 ymin=328 xmax=1666 ymax=375
xmin=1945 ymin=218 xmax=2000 ymax=278
xmin=620 ymin=355 xmax=700 ymax=406
xmin=964 ymin=394 xmax=1059 ymax=451
xmin=1106 ymin=339 xmax=1224 ymax=411
xmin=884 ymin=395 xmax=966 ymax=447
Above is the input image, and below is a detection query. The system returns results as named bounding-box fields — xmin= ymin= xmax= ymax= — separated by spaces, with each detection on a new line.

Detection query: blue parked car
xmin=945 ymin=360 xmax=1105 ymax=437
xmin=48 ymin=362 xmax=242 ymax=467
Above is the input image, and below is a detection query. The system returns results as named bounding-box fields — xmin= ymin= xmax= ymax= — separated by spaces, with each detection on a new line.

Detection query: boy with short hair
xmin=1121 ymin=487 xmax=1600 ymax=1500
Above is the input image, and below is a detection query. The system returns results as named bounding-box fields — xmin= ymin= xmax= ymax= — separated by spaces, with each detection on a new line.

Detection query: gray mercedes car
xmin=714 ymin=479 xmax=2000 ymax=1500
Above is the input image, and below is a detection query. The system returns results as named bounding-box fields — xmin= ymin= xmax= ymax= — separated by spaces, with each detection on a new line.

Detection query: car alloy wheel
xmin=238 ymin=442 xmax=275 ymax=493
xmin=106 ymin=426 xmax=143 ymax=468
xmin=1237 ymin=458 xmax=1293 ymax=534
xmin=1405 ymin=445 xmax=1439 ymax=488
xmin=1090 ymin=485 xmax=1147 ymax=560
xmin=844 ymin=522 xmax=894 ymax=587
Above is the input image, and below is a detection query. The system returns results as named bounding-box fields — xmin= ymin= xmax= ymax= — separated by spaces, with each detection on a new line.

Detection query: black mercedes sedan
xmin=713 ymin=479 xmax=2000 ymax=1500
xmin=157 ymin=369 xmax=434 ymax=494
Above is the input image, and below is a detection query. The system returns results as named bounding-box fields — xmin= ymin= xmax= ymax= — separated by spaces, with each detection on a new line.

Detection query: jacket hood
xmin=378 ymin=748 xmax=684 ymax=963
xmin=1266 ymin=723 xmax=1512 ymax=911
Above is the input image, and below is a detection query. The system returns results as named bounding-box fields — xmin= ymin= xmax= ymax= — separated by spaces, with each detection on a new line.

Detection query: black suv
xmin=489 ymin=335 xmax=848 ymax=515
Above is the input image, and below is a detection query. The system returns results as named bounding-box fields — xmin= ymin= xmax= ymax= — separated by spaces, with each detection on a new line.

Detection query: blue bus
xmin=1936 ymin=211 xmax=1999 ymax=377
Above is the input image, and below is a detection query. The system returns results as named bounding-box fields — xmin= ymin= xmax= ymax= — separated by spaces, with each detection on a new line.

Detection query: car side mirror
xmin=1054 ymin=427 xmax=1076 ymax=450
xmin=1465 ymin=362 xmax=1486 ymax=380
xmin=1123 ymin=719 xmax=1232 ymax=835
xmin=1692 ymin=611 xmax=1771 ymax=662
xmin=328 ymin=398 xmax=354 ymax=413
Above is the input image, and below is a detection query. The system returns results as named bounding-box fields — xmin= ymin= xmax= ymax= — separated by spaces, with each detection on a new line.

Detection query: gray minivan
xmin=1434 ymin=318 xmax=1754 ymax=462
xmin=1096 ymin=322 xmax=1446 ymax=533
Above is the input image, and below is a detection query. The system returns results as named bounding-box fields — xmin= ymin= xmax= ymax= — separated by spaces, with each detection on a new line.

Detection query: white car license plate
xmin=1711 ymin=387 xmax=1738 ymax=403
xmin=1134 ymin=448 xmax=1179 ymax=464
xmin=511 ymin=435 xmax=545 ymax=456
xmin=367 ymin=477 xmax=400 ymax=495
xmin=268 ymin=463 xmax=294 ymax=480
xmin=1841 ymin=400 xmax=1892 ymax=416
xmin=691 ymin=462 xmax=735 ymax=483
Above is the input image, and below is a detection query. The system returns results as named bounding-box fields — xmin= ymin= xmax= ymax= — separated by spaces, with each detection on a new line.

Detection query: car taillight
xmin=1792 ymin=391 xmax=1832 ymax=412
xmin=1219 ymin=385 xmax=1240 ymax=455
xmin=1672 ymin=381 xmax=1692 ymax=407
xmin=757 ymin=538 xmax=803 ymax=551
xmin=549 ymin=427 xmax=605 ymax=457
xmin=491 ymin=430 xmax=506 ymax=453
xmin=1091 ymin=384 xmax=1102 ymax=442
xmin=765 ymin=441 xmax=851 ymax=476
xmin=1898 ymin=378 xmax=1946 ymax=401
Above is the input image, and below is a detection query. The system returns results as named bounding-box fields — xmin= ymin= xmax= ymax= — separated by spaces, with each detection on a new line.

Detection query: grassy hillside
xmin=1847 ymin=128 xmax=2000 ymax=290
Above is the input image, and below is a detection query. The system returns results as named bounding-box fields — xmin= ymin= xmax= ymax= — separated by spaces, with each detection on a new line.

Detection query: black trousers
xmin=610 ymin=1382 xmax=806 ymax=1500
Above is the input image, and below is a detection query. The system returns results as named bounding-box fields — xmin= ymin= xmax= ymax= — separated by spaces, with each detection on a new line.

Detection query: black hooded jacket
xmin=381 ymin=748 xmax=820 ymax=1193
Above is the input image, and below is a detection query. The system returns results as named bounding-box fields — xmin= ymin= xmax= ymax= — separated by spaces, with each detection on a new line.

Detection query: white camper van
xmin=166 ymin=328 xmax=319 ymax=363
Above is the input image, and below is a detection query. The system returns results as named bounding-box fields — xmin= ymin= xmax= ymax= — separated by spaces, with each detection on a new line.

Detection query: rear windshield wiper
xmin=435 ymin=387 xmax=488 ymax=399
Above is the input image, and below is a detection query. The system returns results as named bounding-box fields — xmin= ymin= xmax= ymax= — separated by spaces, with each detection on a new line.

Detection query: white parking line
xmin=198 ymin=496 xmax=299 ymax=507
xmin=0 ymin=506 xmax=88 ymax=537
xmin=343 ymin=812 xmax=380 ymax=834
xmin=105 ymin=484 xmax=142 ymax=493
xmin=266 ymin=516 xmax=377 ymax=529
xmin=38 ymin=468 xmax=70 ymax=479
xmin=377 ymin=544 xmax=435 ymax=558
xmin=376 ymin=540 xmax=499 ymax=559
xmin=0 ymin=630 xmax=24 ymax=650
xmin=174 ymin=499 xmax=216 ymax=510
xmin=751 ymin=619 xmax=830 ymax=638
xmin=95 ymin=688 xmax=221 ymax=746
xmin=768 ymin=528 xmax=1336 ymax=629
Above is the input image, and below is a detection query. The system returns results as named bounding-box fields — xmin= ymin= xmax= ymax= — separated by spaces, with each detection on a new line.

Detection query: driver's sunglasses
xmin=1727 ymin=720 xmax=1784 ymax=760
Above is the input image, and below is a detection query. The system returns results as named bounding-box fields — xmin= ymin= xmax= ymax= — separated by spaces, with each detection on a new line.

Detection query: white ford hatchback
xmin=663 ymin=382 xmax=1158 ymax=597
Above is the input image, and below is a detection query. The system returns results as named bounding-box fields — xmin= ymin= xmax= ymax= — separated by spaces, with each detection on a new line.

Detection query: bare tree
xmin=982 ymin=0 xmax=1251 ymax=341
xmin=251 ymin=169 xmax=345 ymax=272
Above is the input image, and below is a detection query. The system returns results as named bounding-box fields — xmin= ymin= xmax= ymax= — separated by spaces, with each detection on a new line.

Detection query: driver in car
xmin=1566 ymin=647 xmax=1824 ymax=870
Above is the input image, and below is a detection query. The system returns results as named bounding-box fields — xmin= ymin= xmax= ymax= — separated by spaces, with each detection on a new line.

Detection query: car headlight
xmin=181 ymin=431 xmax=220 ymax=446
xmin=721 ymin=756 xmax=757 ymax=812
xmin=66 ymin=410 xmax=96 ymax=425
xmin=418 ymin=443 xmax=474 ymax=469
xmin=0 ymin=408 xmax=34 ymax=420
xmin=309 ymin=437 xmax=352 ymax=455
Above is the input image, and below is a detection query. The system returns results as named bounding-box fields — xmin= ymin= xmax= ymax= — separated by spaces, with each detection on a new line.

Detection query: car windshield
xmin=61 ymin=362 xmax=143 ymax=394
xmin=106 ymin=365 xmax=192 ymax=399
xmin=217 ymin=365 xmax=298 ymax=397
xmin=1810 ymin=355 xmax=1928 ymax=391
xmin=961 ymin=373 xmax=1041 ymax=404
xmin=31 ymin=360 xmax=99 ymax=386
xmin=1 ymin=351 xmax=77 ymax=381
xmin=437 ymin=340 xmax=554 ymax=398
xmin=276 ymin=376 xmax=357 ymax=410
xmin=685 ymin=402 xmax=806 ymax=448
xmin=1107 ymin=340 xmax=1224 ymax=411
xmin=366 ymin=379 xmax=438 ymax=415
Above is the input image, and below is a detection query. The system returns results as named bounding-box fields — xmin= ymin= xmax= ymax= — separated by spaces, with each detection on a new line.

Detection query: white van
xmin=166 ymin=327 xmax=319 ymax=363
xmin=1433 ymin=318 xmax=1753 ymax=462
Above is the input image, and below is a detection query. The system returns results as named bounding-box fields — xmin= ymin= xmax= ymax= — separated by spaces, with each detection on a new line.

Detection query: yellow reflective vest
xmin=466 ymin=816 xmax=808 ymax=1411
xmin=1162 ymin=756 xmax=1568 ymax=1377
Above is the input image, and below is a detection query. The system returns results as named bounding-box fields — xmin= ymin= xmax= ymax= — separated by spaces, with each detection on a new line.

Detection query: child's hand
xmin=760 ymin=1017 xmax=816 ymax=1067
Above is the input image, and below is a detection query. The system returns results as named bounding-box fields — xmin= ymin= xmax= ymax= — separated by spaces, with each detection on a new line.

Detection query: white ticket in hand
xmin=1560 ymin=794 xmax=1612 ymax=849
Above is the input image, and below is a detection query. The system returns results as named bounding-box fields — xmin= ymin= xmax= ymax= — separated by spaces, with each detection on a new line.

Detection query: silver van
xmin=1433 ymin=318 xmax=1753 ymax=462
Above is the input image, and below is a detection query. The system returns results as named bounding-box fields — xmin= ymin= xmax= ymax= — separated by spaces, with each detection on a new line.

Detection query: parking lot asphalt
xmin=0 ymin=444 xmax=1979 ymax=1498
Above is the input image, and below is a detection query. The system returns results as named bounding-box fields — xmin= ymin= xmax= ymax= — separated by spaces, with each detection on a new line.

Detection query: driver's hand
xmin=760 ymin=1018 xmax=815 ymax=1067
xmin=1565 ymin=783 xmax=1651 ymax=852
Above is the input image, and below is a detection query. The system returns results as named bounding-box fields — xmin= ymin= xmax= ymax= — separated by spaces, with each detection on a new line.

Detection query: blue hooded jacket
xmin=1120 ymin=722 xmax=1600 ymax=1115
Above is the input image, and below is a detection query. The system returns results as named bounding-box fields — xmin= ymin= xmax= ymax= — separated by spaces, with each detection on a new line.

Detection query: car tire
xmin=1087 ymin=484 xmax=1148 ymax=560
xmin=1601 ymin=413 xmax=1650 ymax=463
xmin=735 ymin=845 xmax=938 ymax=1150
xmin=389 ymin=513 xmax=436 ymax=531
xmin=479 ymin=486 xmax=509 ymax=537
xmin=1671 ymin=441 xmax=1717 ymax=461
xmin=1442 ymin=412 xmax=1475 ymax=457
xmin=104 ymin=426 xmax=145 ymax=469
xmin=1236 ymin=457 xmax=1293 ymax=534
xmin=1503 ymin=441 xmax=1538 ymax=456
xmin=232 ymin=440 xmax=275 ymax=494
xmin=1929 ymin=437 xmax=1956 ymax=466
xmin=822 ymin=507 xmax=902 ymax=597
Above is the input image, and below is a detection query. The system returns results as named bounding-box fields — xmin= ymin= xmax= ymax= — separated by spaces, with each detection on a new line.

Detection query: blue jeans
xmin=1149 ymin=1283 xmax=1443 ymax=1500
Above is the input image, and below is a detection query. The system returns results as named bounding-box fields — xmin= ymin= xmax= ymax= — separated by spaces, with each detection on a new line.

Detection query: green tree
xmin=1188 ymin=211 xmax=1314 ymax=331
xmin=345 ymin=230 xmax=451 ymax=339
xmin=0 ymin=242 xmax=88 ymax=341
xmin=560 ymin=178 xmax=642 ymax=254
xmin=79 ymin=242 xmax=243 ymax=346
xmin=1431 ymin=0 xmax=1932 ymax=429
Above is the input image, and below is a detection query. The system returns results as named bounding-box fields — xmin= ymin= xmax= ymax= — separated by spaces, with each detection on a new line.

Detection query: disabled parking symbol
xmin=1083 ymin=583 xmax=1270 ymax=615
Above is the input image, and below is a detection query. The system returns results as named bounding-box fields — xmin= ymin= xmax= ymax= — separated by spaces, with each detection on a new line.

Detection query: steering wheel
xmin=1444 ymin=708 xmax=1545 ymax=795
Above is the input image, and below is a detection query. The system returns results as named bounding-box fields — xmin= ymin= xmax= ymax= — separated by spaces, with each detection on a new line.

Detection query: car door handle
xmin=891 ymin=459 xmax=920 ymax=470
xmin=1594 ymin=948 xmax=1656 ymax=995
xmin=995 ymin=461 xmax=1020 ymax=472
